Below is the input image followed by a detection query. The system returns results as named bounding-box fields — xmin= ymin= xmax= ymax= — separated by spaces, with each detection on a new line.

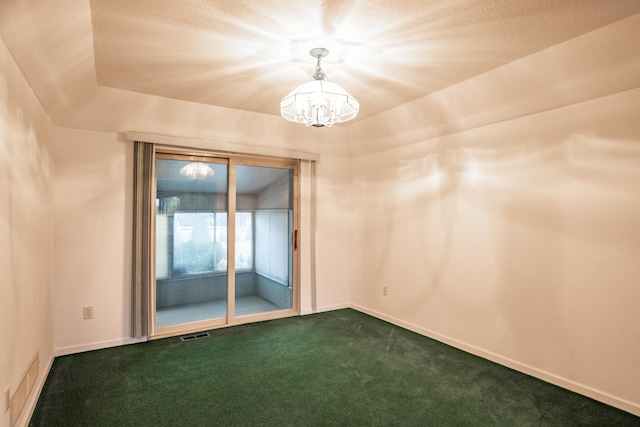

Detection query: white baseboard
xmin=54 ymin=336 xmax=147 ymax=357
xmin=316 ymin=302 xmax=351 ymax=313
xmin=351 ymin=303 xmax=640 ymax=417
xmin=301 ymin=302 xmax=350 ymax=315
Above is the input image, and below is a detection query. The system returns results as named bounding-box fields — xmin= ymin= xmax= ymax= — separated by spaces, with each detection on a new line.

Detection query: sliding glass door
xmin=152 ymin=152 xmax=298 ymax=338
xmin=235 ymin=164 xmax=294 ymax=317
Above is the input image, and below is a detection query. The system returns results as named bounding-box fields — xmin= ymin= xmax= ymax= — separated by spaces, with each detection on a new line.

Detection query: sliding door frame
xmin=228 ymin=156 xmax=301 ymax=327
xmin=149 ymin=145 xmax=300 ymax=339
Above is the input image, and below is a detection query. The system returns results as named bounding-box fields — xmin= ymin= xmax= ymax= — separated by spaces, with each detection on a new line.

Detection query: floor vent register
xmin=180 ymin=332 xmax=211 ymax=342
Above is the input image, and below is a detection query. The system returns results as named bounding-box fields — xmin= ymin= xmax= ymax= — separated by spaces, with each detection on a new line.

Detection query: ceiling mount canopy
xmin=280 ymin=47 xmax=359 ymax=128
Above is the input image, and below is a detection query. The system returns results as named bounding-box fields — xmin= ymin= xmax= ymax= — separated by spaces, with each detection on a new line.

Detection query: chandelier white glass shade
xmin=179 ymin=162 xmax=214 ymax=180
xmin=280 ymin=48 xmax=359 ymax=128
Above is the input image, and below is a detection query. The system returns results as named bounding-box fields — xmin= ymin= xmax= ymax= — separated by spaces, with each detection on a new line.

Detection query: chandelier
xmin=280 ymin=48 xmax=359 ymax=128
xmin=179 ymin=162 xmax=214 ymax=180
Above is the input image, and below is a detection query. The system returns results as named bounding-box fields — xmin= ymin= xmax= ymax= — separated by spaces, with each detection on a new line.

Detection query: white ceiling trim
xmin=126 ymin=131 xmax=320 ymax=162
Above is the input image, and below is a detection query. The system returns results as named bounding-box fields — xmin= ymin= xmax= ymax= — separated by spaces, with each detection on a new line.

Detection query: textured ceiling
xmin=2 ymin=0 xmax=640 ymax=124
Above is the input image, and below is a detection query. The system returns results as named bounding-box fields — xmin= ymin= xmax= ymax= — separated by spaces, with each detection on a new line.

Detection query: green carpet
xmin=30 ymin=309 xmax=638 ymax=426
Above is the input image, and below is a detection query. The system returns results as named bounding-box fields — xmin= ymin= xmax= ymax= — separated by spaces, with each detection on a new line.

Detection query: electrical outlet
xmin=4 ymin=387 xmax=9 ymax=413
xmin=83 ymin=306 xmax=93 ymax=320
xmin=383 ymin=287 xmax=388 ymax=296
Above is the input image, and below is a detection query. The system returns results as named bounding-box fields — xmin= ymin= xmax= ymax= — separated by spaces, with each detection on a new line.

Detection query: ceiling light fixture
xmin=179 ymin=162 xmax=214 ymax=180
xmin=280 ymin=48 xmax=359 ymax=128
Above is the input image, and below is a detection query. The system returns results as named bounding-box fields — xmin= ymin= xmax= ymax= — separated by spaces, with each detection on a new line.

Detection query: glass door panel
xmin=235 ymin=165 xmax=294 ymax=317
xmin=155 ymin=157 xmax=228 ymax=328
xmin=151 ymin=152 xmax=298 ymax=338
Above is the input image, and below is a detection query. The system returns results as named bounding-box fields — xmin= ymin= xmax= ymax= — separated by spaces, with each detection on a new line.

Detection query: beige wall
xmin=314 ymin=156 xmax=352 ymax=310
xmin=52 ymin=128 xmax=135 ymax=353
xmin=0 ymin=39 xmax=55 ymax=427
xmin=349 ymin=16 xmax=640 ymax=415
xmin=351 ymin=89 xmax=640 ymax=413
xmin=57 ymin=85 xmax=351 ymax=159
xmin=51 ymin=132 xmax=352 ymax=353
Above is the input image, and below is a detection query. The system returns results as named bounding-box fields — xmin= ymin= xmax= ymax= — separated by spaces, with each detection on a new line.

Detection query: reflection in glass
xmin=155 ymin=159 xmax=228 ymax=327
xmin=235 ymin=165 xmax=293 ymax=317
